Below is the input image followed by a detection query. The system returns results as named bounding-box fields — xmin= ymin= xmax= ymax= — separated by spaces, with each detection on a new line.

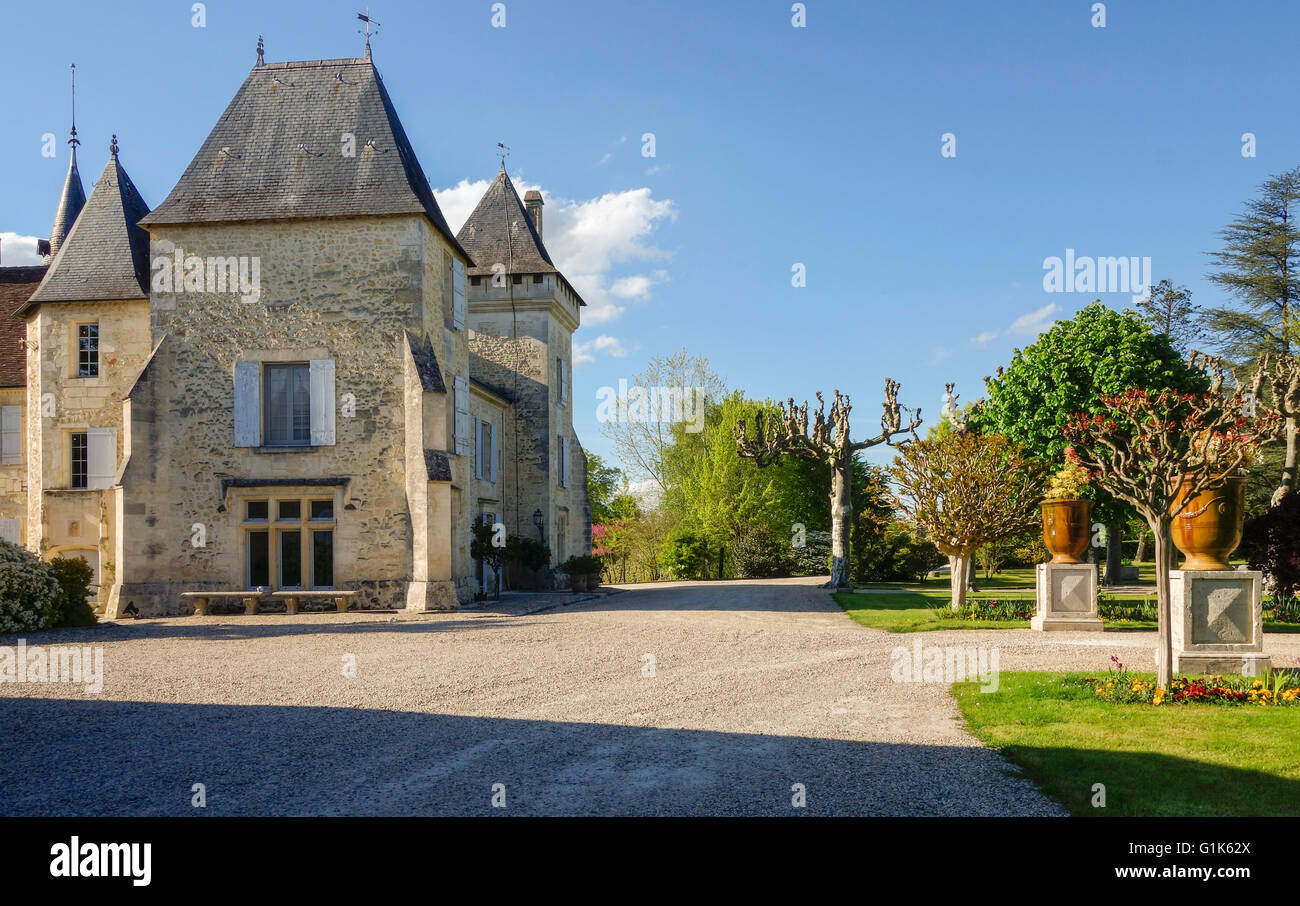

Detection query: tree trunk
xmin=826 ymin=457 xmax=853 ymax=589
xmin=963 ymin=553 xmax=975 ymax=591
xmin=1103 ymin=519 xmax=1123 ymax=587
xmin=1134 ymin=532 xmax=1147 ymax=563
xmin=1272 ymin=414 xmax=1298 ymax=507
xmin=950 ymin=553 xmax=972 ymax=610
xmin=1153 ymin=517 xmax=1173 ymax=690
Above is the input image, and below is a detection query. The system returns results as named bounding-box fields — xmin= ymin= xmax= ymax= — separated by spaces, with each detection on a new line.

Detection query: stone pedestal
xmin=1032 ymin=562 xmax=1103 ymax=631
xmin=1170 ymin=570 xmax=1270 ymax=676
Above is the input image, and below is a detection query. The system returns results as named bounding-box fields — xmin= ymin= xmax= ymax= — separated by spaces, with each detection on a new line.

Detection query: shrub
xmin=732 ymin=524 xmax=794 ymax=579
xmin=853 ymin=522 xmax=944 ymax=583
xmin=790 ymin=529 xmax=832 ymax=577
xmin=48 ymin=556 xmax=97 ymax=627
xmin=0 ymin=541 xmax=61 ymax=633
xmin=1241 ymin=493 xmax=1300 ymax=598
xmin=660 ymin=529 xmax=711 ymax=580
xmin=561 ymin=554 xmax=604 ymax=576
xmin=504 ymin=535 xmax=551 ymax=572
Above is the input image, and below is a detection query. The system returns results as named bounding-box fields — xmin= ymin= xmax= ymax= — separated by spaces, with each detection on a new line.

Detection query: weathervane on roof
xmin=68 ymin=63 xmax=79 ymax=149
xmin=357 ymin=10 xmax=380 ymax=58
xmin=497 ymin=141 xmax=510 ymax=170
xmin=256 ymin=35 xmax=264 ymax=66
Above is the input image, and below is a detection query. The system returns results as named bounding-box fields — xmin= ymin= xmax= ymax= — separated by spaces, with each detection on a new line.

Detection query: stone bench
xmin=180 ymin=591 xmax=266 ymax=616
xmin=270 ymin=590 xmax=358 ymax=614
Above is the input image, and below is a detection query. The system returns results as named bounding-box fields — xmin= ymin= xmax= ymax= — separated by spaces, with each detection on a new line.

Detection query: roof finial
xmin=357 ymin=10 xmax=380 ymax=59
xmin=497 ymin=141 xmax=509 ymax=172
xmin=68 ymin=63 xmax=79 ymax=149
xmin=109 ymin=134 xmax=119 ymax=158
xmin=256 ymin=34 xmax=264 ymax=66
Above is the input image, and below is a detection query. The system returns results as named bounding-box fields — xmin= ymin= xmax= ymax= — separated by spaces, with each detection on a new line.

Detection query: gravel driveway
xmin=6 ymin=577 xmax=1293 ymax=816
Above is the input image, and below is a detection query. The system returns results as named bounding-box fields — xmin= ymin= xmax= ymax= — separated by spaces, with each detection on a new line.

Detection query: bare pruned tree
xmin=735 ymin=379 xmax=922 ymax=589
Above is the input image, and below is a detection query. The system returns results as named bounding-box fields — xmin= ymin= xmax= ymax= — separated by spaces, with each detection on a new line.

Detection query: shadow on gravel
xmin=0 ymin=618 xmax=527 ymax=645
xmin=0 ymin=697 xmax=1063 ymax=817
xmin=574 ymin=581 xmax=837 ymax=614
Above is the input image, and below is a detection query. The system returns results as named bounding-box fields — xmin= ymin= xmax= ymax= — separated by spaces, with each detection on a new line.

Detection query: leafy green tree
xmin=1204 ymin=166 xmax=1300 ymax=360
xmin=973 ymin=302 xmax=1209 ymax=583
xmin=1138 ymin=279 xmax=1202 ymax=354
xmin=586 ymin=453 xmax=640 ymax=524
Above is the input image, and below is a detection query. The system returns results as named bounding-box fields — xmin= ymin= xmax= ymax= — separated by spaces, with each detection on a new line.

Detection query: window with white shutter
xmin=556 ymin=357 xmax=568 ymax=406
xmin=454 ymin=377 xmax=470 ymax=455
xmin=86 ymin=427 xmax=117 ymax=490
xmin=558 ymin=433 xmax=570 ymax=488
xmin=0 ymin=406 xmax=20 ymax=465
xmin=451 ymin=258 xmax=466 ymax=330
xmin=234 ymin=361 xmax=261 ymax=446
xmin=309 ymin=359 xmax=336 ymax=446
xmin=0 ymin=517 xmax=18 ymax=545
xmin=474 ymin=418 xmax=484 ymax=480
xmin=488 ymin=421 xmax=498 ymax=483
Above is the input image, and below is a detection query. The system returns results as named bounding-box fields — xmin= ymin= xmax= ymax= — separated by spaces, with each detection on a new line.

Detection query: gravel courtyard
xmin=5 ymin=577 xmax=1297 ymax=816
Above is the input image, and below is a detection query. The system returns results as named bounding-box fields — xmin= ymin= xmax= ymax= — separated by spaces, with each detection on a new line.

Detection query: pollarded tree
xmin=887 ymin=431 xmax=1046 ymax=611
xmin=975 ymin=302 xmax=1210 ymax=584
xmin=1254 ymin=352 xmax=1300 ymax=505
xmin=735 ymin=380 xmax=921 ymax=589
xmin=1062 ymin=357 xmax=1281 ymax=689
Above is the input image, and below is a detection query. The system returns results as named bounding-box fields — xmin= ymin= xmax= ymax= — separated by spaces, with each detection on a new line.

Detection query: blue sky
xmin=3 ymin=0 xmax=1297 ymax=476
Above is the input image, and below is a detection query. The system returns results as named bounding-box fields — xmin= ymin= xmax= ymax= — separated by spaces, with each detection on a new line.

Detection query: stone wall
xmin=109 ymin=215 xmax=467 ymax=616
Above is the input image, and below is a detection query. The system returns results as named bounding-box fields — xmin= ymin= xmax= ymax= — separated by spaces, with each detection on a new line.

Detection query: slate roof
xmin=0 ymin=267 xmax=44 ymax=387
xmin=424 ymin=449 xmax=452 ymax=482
xmin=23 ymin=151 xmax=151 ymax=309
xmin=48 ymin=145 xmax=87 ymax=259
xmin=140 ymin=56 xmax=469 ymax=261
xmin=405 ymin=331 xmax=446 ymax=393
xmin=456 ymin=166 xmax=585 ymax=305
xmin=457 ymin=165 xmax=555 ymax=276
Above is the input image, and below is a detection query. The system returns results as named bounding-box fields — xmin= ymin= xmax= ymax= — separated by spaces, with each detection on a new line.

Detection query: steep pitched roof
xmin=48 ymin=145 xmax=86 ymax=259
xmin=0 ymin=266 xmax=45 ymax=387
xmin=456 ymin=165 xmax=557 ymax=277
xmin=140 ymin=56 xmax=469 ymax=260
xmin=23 ymin=149 xmax=151 ymax=309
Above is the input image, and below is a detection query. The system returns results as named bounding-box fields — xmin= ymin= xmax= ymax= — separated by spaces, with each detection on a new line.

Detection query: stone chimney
xmin=524 ymin=190 xmax=543 ymax=240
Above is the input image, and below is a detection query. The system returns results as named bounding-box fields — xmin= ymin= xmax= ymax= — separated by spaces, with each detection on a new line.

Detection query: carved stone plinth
xmin=1032 ymin=562 xmax=1102 ymax=631
xmin=1170 ymin=570 xmax=1270 ymax=676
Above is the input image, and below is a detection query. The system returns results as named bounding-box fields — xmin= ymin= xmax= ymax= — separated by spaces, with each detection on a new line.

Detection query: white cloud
xmin=598 ymin=152 xmax=611 ymax=166
xmin=970 ymin=303 xmax=1059 ymax=345
xmin=573 ymin=334 xmax=627 ymax=367
xmin=929 ymin=346 xmax=951 ymax=364
xmin=435 ymin=177 xmax=677 ymax=326
xmin=0 ymin=233 xmax=44 ymax=266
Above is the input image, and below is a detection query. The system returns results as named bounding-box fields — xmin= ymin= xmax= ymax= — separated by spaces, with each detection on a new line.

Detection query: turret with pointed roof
xmin=21 ymin=138 xmax=151 ymax=313
xmin=45 ymin=129 xmax=86 ymax=261
xmin=457 ymin=165 xmax=585 ymax=307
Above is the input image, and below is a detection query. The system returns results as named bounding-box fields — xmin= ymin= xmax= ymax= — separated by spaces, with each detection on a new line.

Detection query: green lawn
xmin=954 ymin=671 xmax=1300 ymax=816
xmin=832 ymin=590 xmax=1158 ymax=632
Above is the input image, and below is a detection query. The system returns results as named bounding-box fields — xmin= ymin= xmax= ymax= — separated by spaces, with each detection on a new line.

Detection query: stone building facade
xmin=3 ymin=45 xmax=591 ymax=614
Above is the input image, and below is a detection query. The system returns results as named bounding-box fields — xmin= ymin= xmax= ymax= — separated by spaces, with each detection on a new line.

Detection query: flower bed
xmin=1083 ymin=656 xmax=1300 ymax=706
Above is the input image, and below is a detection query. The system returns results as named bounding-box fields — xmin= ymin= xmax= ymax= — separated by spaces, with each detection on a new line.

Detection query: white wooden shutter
xmin=474 ymin=418 xmax=484 ymax=479
xmin=87 ymin=427 xmax=116 ymax=490
xmin=0 ymin=406 xmax=20 ymax=465
xmin=234 ymin=361 xmax=260 ymax=446
xmin=454 ymin=376 xmax=470 ymax=455
xmin=489 ymin=422 xmax=498 ymax=482
xmin=309 ymin=359 xmax=336 ymax=446
xmin=0 ymin=518 xmax=18 ymax=544
xmin=451 ymin=258 xmax=466 ymax=330
xmin=560 ymin=434 xmax=570 ymax=488
xmin=558 ymin=359 xmax=568 ymax=405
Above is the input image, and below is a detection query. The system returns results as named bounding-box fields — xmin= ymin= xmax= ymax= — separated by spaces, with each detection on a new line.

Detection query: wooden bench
xmin=271 ymin=590 xmax=358 ymax=614
xmin=180 ymin=591 xmax=266 ymax=616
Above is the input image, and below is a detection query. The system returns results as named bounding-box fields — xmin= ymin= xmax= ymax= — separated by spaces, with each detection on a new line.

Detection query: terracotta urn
xmin=1170 ymin=475 xmax=1247 ymax=571
xmin=1042 ymin=498 xmax=1092 ymax=564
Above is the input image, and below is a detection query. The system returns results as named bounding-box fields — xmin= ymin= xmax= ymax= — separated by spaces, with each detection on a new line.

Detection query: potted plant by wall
xmin=1170 ymin=429 xmax=1258 ymax=570
xmin=1042 ymin=460 xmax=1092 ymax=564
xmin=561 ymin=555 xmax=604 ymax=592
